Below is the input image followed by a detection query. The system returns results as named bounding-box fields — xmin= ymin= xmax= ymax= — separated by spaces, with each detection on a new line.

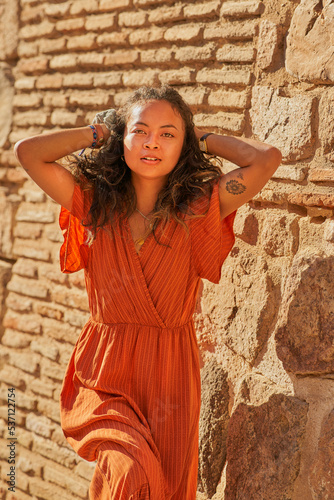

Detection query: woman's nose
xmin=144 ymin=133 xmax=159 ymax=149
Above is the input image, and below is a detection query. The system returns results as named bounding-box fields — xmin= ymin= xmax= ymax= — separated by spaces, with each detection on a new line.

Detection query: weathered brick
xmin=13 ymin=93 xmax=42 ymax=108
xmin=51 ymin=109 xmax=83 ymax=128
xmin=39 ymin=37 xmax=67 ymax=54
xmin=50 ymin=53 xmax=78 ymax=71
xmin=184 ymin=0 xmax=220 ymax=18
xmin=34 ymin=302 xmax=64 ymax=321
xmin=21 ymin=5 xmax=43 ymax=23
xmin=3 ymin=311 xmax=42 ymax=334
xmin=148 ymin=4 xmax=184 ymax=24
xmin=63 ymin=72 xmax=93 ymax=88
xmin=178 ymin=86 xmax=207 ymax=106
xmin=43 ymin=92 xmax=68 ymax=108
xmin=221 ymin=1 xmax=265 ymax=17
xmin=30 ymin=377 xmax=57 ymax=398
xmin=17 ymin=449 xmax=44 ymax=477
xmin=309 ymin=168 xmax=334 ymax=183
xmin=196 ymin=68 xmax=251 ymax=85
xmin=217 ymin=44 xmax=256 ymax=62
xmin=134 ymin=0 xmax=175 ymax=5
xmin=165 ymin=23 xmax=202 ymax=42
xmin=141 ymin=47 xmax=173 ymax=64
xmin=70 ymin=0 xmax=99 ymax=15
xmin=93 ymin=71 xmax=123 ymax=88
xmin=31 ymin=337 xmax=59 ymax=361
xmin=208 ymin=89 xmax=250 ymax=109
xmin=51 ymin=284 xmax=89 ymax=311
xmin=159 ymin=67 xmax=195 ymax=85
xmin=100 ymin=0 xmax=130 ymax=8
xmin=16 ymin=203 xmax=55 ymax=223
xmin=122 ymin=69 xmax=158 ymax=87
xmin=12 ymin=257 xmax=38 ymax=278
xmin=40 ymin=359 xmax=65 ymax=383
xmin=0 ymin=363 xmax=33 ymax=390
xmin=77 ymin=52 xmax=105 ymax=67
xmin=204 ymin=19 xmax=258 ymax=40
xmin=6 ymin=292 xmax=33 ymax=313
xmin=17 ymin=56 xmax=49 ymax=74
xmin=129 ymin=26 xmax=165 ymax=45
xmin=7 ymin=275 xmax=48 ymax=299
xmin=75 ymin=459 xmax=96 ymax=480
xmin=17 ymin=427 xmax=34 ymax=449
xmin=44 ymin=462 xmax=90 ymax=498
xmin=119 ymin=10 xmax=147 ymax=27
xmin=13 ymin=110 xmax=48 ymax=127
xmin=44 ymin=2 xmax=71 ymax=17
xmin=9 ymin=352 xmax=40 ymax=376
xmin=1 ymin=328 xmax=32 ymax=348
xmin=63 ymin=309 xmax=90 ymax=329
xmin=36 ymin=74 xmax=63 ymax=90
xmin=29 ymin=474 xmax=79 ymax=499
xmin=56 ymin=18 xmax=86 ymax=33
xmin=38 ymin=262 xmax=67 ymax=284
xmin=288 ymin=192 xmax=334 ymax=208
xmin=17 ymin=40 xmax=38 ymax=58
xmin=104 ymin=50 xmax=139 ymax=66
xmin=85 ymin=13 xmax=115 ymax=31
xmin=15 ymin=77 xmax=36 ymax=90
xmin=174 ymin=43 xmax=215 ymax=63
xmin=273 ymin=165 xmax=306 ymax=182
xmin=26 ymin=413 xmax=55 ymax=439
xmin=42 ymin=317 xmax=81 ymax=343
xmin=69 ymin=90 xmax=111 ymax=107
xmin=97 ymin=31 xmax=129 ymax=47
xmin=194 ymin=111 xmax=245 ymax=133
xmin=20 ymin=21 xmax=55 ymax=40
xmin=307 ymin=206 xmax=333 ymax=218
xmin=66 ymin=34 xmax=97 ymax=52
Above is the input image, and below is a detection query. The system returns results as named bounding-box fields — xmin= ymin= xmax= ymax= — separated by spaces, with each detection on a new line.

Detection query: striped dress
xmin=59 ymin=177 xmax=236 ymax=499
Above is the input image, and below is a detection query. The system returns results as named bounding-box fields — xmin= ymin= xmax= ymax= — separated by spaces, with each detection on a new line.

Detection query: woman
xmin=14 ymin=85 xmax=281 ymax=499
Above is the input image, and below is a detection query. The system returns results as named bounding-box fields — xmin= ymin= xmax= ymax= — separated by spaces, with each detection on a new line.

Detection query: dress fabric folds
xmin=59 ymin=178 xmax=236 ymax=499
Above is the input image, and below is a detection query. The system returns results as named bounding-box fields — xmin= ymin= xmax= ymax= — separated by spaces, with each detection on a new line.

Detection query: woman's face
xmin=123 ymin=100 xmax=185 ymax=185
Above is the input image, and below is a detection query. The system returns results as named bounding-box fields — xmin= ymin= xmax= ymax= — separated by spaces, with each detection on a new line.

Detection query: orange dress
xmin=59 ymin=178 xmax=236 ymax=499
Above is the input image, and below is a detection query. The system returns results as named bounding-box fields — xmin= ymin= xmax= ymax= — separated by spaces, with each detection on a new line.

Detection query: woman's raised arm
xmin=195 ymin=129 xmax=282 ymax=219
xmin=14 ymin=125 xmax=108 ymax=211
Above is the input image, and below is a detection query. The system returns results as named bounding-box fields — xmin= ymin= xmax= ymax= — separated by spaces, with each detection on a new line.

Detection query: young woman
xmin=14 ymin=85 xmax=281 ymax=499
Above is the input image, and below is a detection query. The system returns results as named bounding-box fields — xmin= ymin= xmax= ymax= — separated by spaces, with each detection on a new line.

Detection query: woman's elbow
xmin=266 ymin=146 xmax=282 ymax=173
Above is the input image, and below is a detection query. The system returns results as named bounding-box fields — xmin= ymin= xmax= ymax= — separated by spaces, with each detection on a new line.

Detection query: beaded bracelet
xmin=89 ymin=124 xmax=98 ymax=148
xmin=79 ymin=124 xmax=104 ymax=156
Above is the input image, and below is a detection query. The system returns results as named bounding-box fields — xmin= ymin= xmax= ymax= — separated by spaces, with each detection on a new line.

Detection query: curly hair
xmin=70 ymin=85 xmax=222 ymax=241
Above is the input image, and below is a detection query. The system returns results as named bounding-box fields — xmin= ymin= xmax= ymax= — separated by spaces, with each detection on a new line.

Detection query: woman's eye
xmin=134 ymin=129 xmax=145 ymax=134
xmin=163 ymin=132 xmax=174 ymax=138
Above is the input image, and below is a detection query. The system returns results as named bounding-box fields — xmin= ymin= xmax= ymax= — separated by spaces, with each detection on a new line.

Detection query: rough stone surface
xmin=318 ymin=86 xmax=334 ymax=154
xmin=225 ymin=394 xmax=308 ymax=499
xmin=257 ymin=19 xmax=278 ymax=70
xmin=250 ymin=86 xmax=315 ymax=161
xmin=198 ymin=358 xmax=230 ymax=498
xmin=276 ymin=254 xmax=334 ymax=374
xmin=309 ymin=408 xmax=334 ymax=499
xmin=0 ymin=66 xmax=15 ymax=148
xmin=286 ymin=0 xmax=334 ymax=83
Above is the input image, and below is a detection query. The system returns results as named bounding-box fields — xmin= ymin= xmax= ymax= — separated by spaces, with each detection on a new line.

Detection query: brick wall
xmin=0 ymin=0 xmax=334 ymax=498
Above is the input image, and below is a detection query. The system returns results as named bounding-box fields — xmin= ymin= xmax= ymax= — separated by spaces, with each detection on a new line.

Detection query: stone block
xmin=97 ymin=31 xmax=129 ymax=47
xmin=0 ymin=190 xmax=16 ymax=259
xmin=7 ymin=275 xmax=48 ymax=299
xmin=286 ymin=0 xmax=334 ymax=83
xmin=44 ymin=2 xmax=71 ymax=17
xmin=141 ymin=48 xmax=173 ymax=65
xmin=12 ymin=239 xmax=51 ymax=262
xmin=221 ymin=1 xmax=264 ymax=17
xmin=309 ymin=168 xmax=334 ymax=183
xmin=0 ymin=67 xmax=14 ymax=148
xmin=216 ymin=44 xmax=256 ymax=63
xmin=288 ymin=192 xmax=334 ymax=208
xmin=37 ymin=395 xmax=63 ymax=423
xmin=44 ymin=462 xmax=90 ymax=498
xmin=165 ymin=23 xmax=202 ymax=42
xmin=17 ymin=40 xmax=38 ymax=58
xmin=225 ymin=394 xmax=308 ymax=499
xmin=69 ymin=90 xmax=111 ymax=107
xmin=175 ymin=43 xmax=215 ymax=63
xmin=0 ymin=0 xmax=19 ymax=60
xmin=36 ymin=74 xmax=63 ymax=90
xmin=129 ymin=27 xmax=165 ymax=45
xmin=159 ymin=67 xmax=195 ymax=85
xmin=318 ymin=87 xmax=334 ymax=154
xmin=184 ymin=1 xmax=220 ymax=19
xmin=178 ymin=86 xmax=207 ymax=106
xmin=233 ymin=205 xmax=259 ymax=245
xmin=118 ymin=10 xmax=147 ymax=26
xmin=194 ymin=112 xmax=244 ymax=133
xmin=6 ymin=293 xmax=33 ymax=313
xmin=26 ymin=413 xmax=55 ymax=439
xmin=104 ymin=50 xmax=139 ymax=65
xmin=63 ymin=72 xmax=93 ymax=88
xmin=50 ymin=53 xmax=78 ymax=71
xmin=3 ymin=311 xmax=42 ymax=335
xmin=28 ymin=476 xmax=79 ymax=500
xmin=20 ymin=20 xmax=55 ymax=40
xmin=260 ymin=212 xmax=300 ymax=257
xmin=70 ymin=0 xmax=99 ymax=15
xmin=273 ymin=165 xmax=306 ymax=182
xmin=309 ymin=408 xmax=334 ymax=497
xmin=66 ymin=34 xmax=97 ymax=52
xmin=208 ymin=89 xmax=250 ymax=109
xmin=250 ymin=86 xmax=315 ymax=161
xmin=204 ymin=19 xmax=258 ymax=40
xmin=100 ymin=0 xmax=131 ymax=9
xmin=15 ymin=77 xmax=36 ymax=90
xmin=9 ymin=352 xmax=40 ymax=376
xmin=276 ymin=254 xmax=334 ymax=373
xmin=13 ymin=110 xmax=48 ymax=127
xmin=85 ymin=13 xmax=116 ymax=31
xmin=257 ymin=19 xmax=278 ymax=70
xmin=13 ymin=93 xmax=42 ymax=108
xmin=51 ymin=109 xmax=83 ymax=128
xmin=42 ymin=316 xmax=81 ymax=343
xmin=51 ymin=284 xmax=89 ymax=311
xmin=122 ymin=69 xmax=158 ymax=87
xmin=198 ymin=358 xmax=229 ymax=498
xmin=31 ymin=337 xmax=59 ymax=361
xmin=56 ymin=18 xmax=85 ymax=33
xmin=197 ymin=68 xmax=251 ymax=85
xmin=148 ymin=4 xmax=183 ymax=24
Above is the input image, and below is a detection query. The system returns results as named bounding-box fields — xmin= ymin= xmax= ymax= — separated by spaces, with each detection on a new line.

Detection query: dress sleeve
xmin=59 ymin=183 xmax=93 ymax=274
xmin=190 ymin=178 xmax=236 ymax=284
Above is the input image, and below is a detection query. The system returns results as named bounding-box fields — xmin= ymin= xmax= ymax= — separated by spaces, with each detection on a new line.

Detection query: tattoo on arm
xmin=226 ymin=179 xmax=246 ymax=195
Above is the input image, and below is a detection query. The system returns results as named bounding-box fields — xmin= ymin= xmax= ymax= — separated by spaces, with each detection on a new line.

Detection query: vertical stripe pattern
xmin=59 ymin=178 xmax=236 ymax=499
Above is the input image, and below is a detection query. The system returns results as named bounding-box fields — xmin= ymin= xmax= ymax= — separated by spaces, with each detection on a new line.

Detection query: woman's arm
xmin=195 ymin=128 xmax=282 ymax=219
xmin=14 ymin=124 xmax=109 ymax=211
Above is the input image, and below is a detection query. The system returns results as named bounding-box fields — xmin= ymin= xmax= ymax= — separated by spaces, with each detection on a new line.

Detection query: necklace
xmin=136 ymin=208 xmax=152 ymax=221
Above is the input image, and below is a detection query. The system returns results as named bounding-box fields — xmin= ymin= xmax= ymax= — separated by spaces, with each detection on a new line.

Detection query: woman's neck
xmin=131 ymin=174 xmax=167 ymax=215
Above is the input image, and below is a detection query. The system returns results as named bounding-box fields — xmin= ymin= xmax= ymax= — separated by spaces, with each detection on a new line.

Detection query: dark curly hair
xmin=70 ymin=85 xmax=222 ymax=241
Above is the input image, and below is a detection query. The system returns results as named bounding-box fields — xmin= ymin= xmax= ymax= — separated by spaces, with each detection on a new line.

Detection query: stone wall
xmin=0 ymin=0 xmax=333 ymax=498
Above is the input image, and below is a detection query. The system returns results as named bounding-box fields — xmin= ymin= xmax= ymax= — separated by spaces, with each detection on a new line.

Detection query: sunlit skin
xmin=123 ymin=100 xmax=185 ymax=199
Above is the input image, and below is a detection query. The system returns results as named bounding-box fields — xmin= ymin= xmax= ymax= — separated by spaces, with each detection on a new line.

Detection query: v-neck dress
xmin=59 ymin=177 xmax=236 ymax=499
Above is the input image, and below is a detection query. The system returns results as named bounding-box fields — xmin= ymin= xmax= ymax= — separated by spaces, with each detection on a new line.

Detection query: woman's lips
xmin=140 ymin=156 xmax=161 ymax=164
